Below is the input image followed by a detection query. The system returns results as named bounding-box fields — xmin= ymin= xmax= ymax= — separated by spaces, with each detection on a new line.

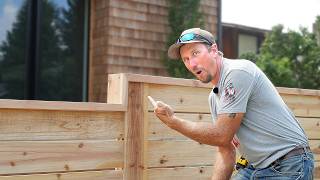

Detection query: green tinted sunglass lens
xmin=180 ymin=33 xmax=195 ymax=41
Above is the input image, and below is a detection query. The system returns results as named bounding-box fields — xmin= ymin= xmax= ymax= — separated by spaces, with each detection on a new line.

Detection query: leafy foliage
xmin=164 ymin=0 xmax=204 ymax=78
xmin=242 ymin=24 xmax=320 ymax=89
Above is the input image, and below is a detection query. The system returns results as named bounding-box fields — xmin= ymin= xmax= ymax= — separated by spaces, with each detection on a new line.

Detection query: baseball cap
xmin=167 ymin=28 xmax=215 ymax=60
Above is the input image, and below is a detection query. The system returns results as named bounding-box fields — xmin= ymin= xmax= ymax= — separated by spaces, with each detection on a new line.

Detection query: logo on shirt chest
xmin=223 ymin=82 xmax=236 ymax=103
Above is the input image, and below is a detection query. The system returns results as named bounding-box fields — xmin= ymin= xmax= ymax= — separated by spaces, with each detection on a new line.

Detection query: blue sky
xmin=0 ymin=0 xmax=20 ymax=44
xmin=0 ymin=0 xmax=68 ymax=44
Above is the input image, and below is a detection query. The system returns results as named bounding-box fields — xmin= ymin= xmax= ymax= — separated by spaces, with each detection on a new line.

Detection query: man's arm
xmin=153 ymin=101 xmax=241 ymax=179
xmin=154 ymin=101 xmax=244 ymax=146
xmin=211 ymin=143 xmax=236 ymax=180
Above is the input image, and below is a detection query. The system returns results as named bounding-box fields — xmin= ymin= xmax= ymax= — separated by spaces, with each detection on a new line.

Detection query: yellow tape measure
xmin=235 ymin=156 xmax=248 ymax=170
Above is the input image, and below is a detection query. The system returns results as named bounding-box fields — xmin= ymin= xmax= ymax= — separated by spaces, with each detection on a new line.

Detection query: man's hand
xmin=148 ymin=96 xmax=175 ymax=127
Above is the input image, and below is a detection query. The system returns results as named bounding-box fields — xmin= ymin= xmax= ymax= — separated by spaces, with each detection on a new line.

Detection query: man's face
xmin=180 ymin=42 xmax=217 ymax=83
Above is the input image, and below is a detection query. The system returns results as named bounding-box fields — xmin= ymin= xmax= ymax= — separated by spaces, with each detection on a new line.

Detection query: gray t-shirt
xmin=208 ymin=58 xmax=309 ymax=168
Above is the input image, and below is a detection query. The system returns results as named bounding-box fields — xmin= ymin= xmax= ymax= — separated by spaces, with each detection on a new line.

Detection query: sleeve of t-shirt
xmin=218 ymin=70 xmax=254 ymax=114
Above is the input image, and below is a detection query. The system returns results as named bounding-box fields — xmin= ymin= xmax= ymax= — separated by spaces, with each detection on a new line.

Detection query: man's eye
xmin=193 ymin=51 xmax=199 ymax=56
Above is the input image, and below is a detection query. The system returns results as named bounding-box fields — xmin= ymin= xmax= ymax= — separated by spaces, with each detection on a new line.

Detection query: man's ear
xmin=212 ymin=44 xmax=219 ymax=53
xmin=208 ymin=44 xmax=218 ymax=54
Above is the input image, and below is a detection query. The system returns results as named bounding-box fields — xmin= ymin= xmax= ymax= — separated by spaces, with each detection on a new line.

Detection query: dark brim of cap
xmin=167 ymin=40 xmax=206 ymax=60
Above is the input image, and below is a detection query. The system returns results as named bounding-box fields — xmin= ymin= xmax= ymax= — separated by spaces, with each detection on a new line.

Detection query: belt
xmin=272 ymin=145 xmax=311 ymax=165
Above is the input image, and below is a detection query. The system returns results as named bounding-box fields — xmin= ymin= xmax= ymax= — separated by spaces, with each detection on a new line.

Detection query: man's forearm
xmin=169 ymin=115 xmax=228 ymax=146
xmin=212 ymin=144 xmax=236 ymax=180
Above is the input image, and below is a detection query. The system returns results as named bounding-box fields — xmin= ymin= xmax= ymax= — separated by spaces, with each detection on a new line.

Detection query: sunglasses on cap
xmin=177 ymin=33 xmax=213 ymax=45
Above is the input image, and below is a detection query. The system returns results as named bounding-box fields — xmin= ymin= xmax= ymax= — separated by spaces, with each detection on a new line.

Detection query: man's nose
xmin=189 ymin=58 xmax=197 ymax=68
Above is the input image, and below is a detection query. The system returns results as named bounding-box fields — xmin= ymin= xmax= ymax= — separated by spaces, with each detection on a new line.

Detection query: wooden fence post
xmin=124 ymin=82 xmax=147 ymax=180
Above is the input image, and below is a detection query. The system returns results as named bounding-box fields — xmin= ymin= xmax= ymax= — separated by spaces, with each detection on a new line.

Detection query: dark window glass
xmin=0 ymin=0 xmax=88 ymax=101
xmin=0 ymin=0 xmax=27 ymax=99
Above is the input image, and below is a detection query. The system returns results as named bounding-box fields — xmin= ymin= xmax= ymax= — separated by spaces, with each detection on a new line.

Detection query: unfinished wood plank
xmin=147 ymin=166 xmax=213 ymax=180
xmin=0 ymin=99 xmax=125 ymax=112
xmin=315 ymin=161 xmax=320 ymax=179
xmin=147 ymin=84 xmax=211 ymax=113
xmin=147 ymin=140 xmax=216 ymax=168
xmin=108 ymin=27 xmax=167 ymax=42
xmin=107 ymin=73 xmax=128 ymax=106
xmin=0 ymin=109 xmax=124 ymax=141
xmin=109 ymin=16 xmax=168 ymax=33
xmin=148 ymin=112 xmax=212 ymax=140
xmin=0 ymin=140 xmax=123 ymax=175
xmin=0 ymin=170 xmax=123 ymax=180
xmin=309 ymin=140 xmax=320 ymax=161
xmin=282 ymin=94 xmax=320 ymax=117
xmin=298 ymin=118 xmax=320 ymax=139
xmin=108 ymin=35 xmax=166 ymax=51
xmin=142 ymin=84 xmax=150 ymax=180
xmin=277 ymin=87 xmax=320 ymax=96
xmin=148 ymin=113 xmax=319 ymax=140
xmin=287 ymin=104 xmax=320 ymax=117
xmin=124 ymin=82 xmax=146 ymax=180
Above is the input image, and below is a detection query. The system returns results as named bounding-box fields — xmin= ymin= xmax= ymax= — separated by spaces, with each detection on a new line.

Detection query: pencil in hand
xmin=147 ymin=96 xmax=157 ymax=108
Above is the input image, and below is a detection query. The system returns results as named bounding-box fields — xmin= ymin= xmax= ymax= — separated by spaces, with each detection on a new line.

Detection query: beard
xmin=194 ymin=69 xmax=212 ymax=83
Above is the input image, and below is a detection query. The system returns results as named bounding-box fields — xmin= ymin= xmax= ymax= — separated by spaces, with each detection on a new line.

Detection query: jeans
xmin=232 ymin=152 xmax=314 ymax=180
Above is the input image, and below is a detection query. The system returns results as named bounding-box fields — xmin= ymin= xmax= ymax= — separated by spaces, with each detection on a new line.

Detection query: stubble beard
xmin=197 ymin=69 xmax=212 ymax=83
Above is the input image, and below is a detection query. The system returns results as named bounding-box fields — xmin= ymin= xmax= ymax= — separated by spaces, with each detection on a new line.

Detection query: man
xmin=152 ymin=28 xmax=314 ymax=179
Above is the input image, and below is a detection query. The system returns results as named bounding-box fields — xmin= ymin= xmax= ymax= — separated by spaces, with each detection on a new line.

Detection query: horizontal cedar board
xmin=106 ymin=65 xmax=166 ymax=77
xmin=147 ymin=140 xmax=216 ymax=168
xmin=109 ymin=16 xmax=169 ymax=33
xmin=146 ymin=84 xmax=319 ymax=117
xmin=0 ymin=99 xmax=125 ymax=112
xmin=0 ymin=140 xmax=123 ymax=175
xmin=130 ymin=0 xmax=167 ymax=7
xmin=0 ymin=170 xmax=122 ymax=180
xmin=148 ymin=112 xmax=320 ymax=140
xmin=106 ymin=55 xmax=164 ymax=69
xmin=147 ymin=84 xmax=211 ymax=113
xmin=147 ymin=166 xmax=213 ymax=180
xmin=108 ymin=35 xmax=166 ymax=51
xmin=147 ymin=165 xmax=320 ymax=180
xmin=310 ymin=140 xmax=320 ymax=161
xmin=148 ymin=112 xmax=212 ymax=140
xmin=0 ymin=109 xmax=124 ymax=141
xmin=299 ymin=118 xmax=320 ymax=139
xmin=109 ymin=0 xmax=168 ymax=15
xmin=108 ymin=26 xmax=167 ymax=42
xmin=107 ymin=45 xmax=162 ymax=59
xmin=282 ymin=94 xmax=320 ymax=117
xmin=109 ymin=7 xmax=168 ymax=24
xmin=147 ymin=158 xmax=319 ymax=180
xmin=315 ymin=161 xmax=320 ymax=179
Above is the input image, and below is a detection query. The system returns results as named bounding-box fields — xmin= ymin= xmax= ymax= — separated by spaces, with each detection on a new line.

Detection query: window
xmin=0 ymin=0 xmax=89 ymax=101
xmin=238 ymin=34 xmax=258 ymax=57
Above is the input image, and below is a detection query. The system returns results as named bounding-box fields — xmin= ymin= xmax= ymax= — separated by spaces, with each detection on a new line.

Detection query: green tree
xmin=255 ymin=25 xmax=320 ymax=89
xmin=37 ymin=0 xmax=65 ymax=100
xmin=56 ymin=0 xmax=85 ymax=101
xmin=0 ymin=1 xmax=63 ymax=99
xmin=0 ymin=0 xmax=86 ymax=101
xmin=164 ymin=0 xmax=204 ymax=78
xmin=0 ymin=1 xmax=29 ymax=99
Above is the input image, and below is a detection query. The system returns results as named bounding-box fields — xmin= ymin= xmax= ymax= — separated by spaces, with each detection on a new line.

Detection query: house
xmin=222 ymin=22 xmax=268 ymax=59
xmin=0 ymin=0 xmax=221 ymax=102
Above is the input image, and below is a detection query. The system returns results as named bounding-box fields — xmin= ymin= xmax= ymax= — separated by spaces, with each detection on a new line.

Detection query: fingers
xmin=147 ymin=96 xmax=174 ymax=117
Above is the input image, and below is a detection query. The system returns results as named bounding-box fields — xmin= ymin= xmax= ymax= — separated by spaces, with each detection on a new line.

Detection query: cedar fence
xmin=0 ymin=73 xmax=319 ymax=179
